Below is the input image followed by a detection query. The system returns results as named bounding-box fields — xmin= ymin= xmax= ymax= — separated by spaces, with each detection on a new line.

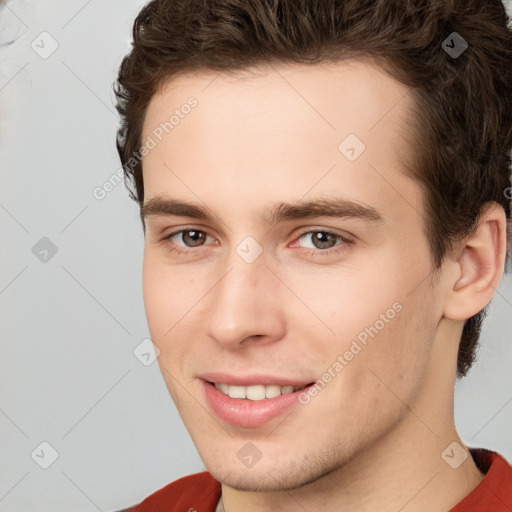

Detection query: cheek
xmin=142 ymin=250 xmax=207 ymax=369
xmin=142 ymin=250 xmax=182 ymax=339
xmin=142 ymin=252 xmax=163 ymax=331
xmin=357 ymin=291 xmax=437 ymax=403
xmin=142 ymin=248 xmax=191 ymax=305
xmin=315 ymin=267 xmax=437 ymax=399
xmin=287 ymin=266 xmax=404 ymax=346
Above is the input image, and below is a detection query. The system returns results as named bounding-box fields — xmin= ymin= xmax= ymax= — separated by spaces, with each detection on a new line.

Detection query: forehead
xmin=141 ymin=59 xmax=420 ymax=223
xmin=144 ymin=58 xmax=414 ymax=138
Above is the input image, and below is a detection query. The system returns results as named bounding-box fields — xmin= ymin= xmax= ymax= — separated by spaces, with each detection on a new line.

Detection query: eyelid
xmin=162 ymin=224 xmax=212 ymax=237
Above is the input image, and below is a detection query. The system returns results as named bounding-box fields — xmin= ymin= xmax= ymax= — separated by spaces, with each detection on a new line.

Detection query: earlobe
xmin=444 ymin=203 xmax=507 ymax=321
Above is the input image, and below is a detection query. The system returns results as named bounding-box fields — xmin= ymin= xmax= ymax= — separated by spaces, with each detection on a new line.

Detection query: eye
xmin=162 ymin=228 xmax=215 ymax=253
xmin=160 ymin=227 xmax=352 ymax=257
xmin=293 ymin=229 xmax=352 ymax=254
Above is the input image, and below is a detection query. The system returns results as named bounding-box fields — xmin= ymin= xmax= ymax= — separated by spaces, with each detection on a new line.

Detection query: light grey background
xmin=0 ymin=1 xmax=511 ymax=511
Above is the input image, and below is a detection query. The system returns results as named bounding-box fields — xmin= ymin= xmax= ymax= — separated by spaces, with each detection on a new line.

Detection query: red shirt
xmin=120 ymin=448 xmax=512 ymax=511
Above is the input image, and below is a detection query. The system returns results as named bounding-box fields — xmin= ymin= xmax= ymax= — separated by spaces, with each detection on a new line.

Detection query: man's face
xmin=141 ymin=60 xmax=445 ymax=490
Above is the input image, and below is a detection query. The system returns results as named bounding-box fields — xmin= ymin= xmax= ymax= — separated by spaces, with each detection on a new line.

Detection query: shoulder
xmin=449 ymin=448 xmax=512 ymax=511
xmin=116 ymin=471 xmax=221 ymax=512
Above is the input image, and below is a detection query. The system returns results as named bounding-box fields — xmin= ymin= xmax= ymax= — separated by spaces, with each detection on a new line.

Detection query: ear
xmin=443 ymin=202 xmax=508 ymax=321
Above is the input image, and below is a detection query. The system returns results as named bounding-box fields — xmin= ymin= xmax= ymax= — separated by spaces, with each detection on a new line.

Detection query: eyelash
xmin=161 ymin=228 xmax=353 ymax=257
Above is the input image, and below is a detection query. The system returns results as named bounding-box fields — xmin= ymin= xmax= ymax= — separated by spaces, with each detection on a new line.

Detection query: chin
xmin=211 ymin=468 xmax=308 ymax=492
xmin=204 ymin=453 xmax=342 ymax=492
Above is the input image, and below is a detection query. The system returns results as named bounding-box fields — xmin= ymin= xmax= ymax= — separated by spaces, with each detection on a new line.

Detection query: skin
xmin=140 ymin=60 xmax=507 ymax=512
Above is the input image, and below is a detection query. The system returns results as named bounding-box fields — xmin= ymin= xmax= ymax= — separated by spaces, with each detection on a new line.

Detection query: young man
xmin=113 ymin=0 xmax=512 ymax=510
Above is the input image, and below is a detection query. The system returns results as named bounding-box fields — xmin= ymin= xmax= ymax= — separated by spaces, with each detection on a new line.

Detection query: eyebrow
xmin=142 ymin=196 xmax=384 ymax=225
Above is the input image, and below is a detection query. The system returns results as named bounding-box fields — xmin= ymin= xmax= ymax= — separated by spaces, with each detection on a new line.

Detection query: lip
xmin=199 ymin=372 xmax=313 ymax=388
xmin=201 ymin=378 xmax=315 ymax=428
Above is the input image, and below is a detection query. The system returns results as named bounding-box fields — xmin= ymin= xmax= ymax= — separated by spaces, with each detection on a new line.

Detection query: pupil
xmin=184 ymin=230 xmax=205 ymax=247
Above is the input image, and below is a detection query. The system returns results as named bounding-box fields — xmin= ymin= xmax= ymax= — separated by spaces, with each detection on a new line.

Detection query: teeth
xmin=228 ymin=385 xmax=246 ymax=399
xmin=265 ymin=384 xmax=283 ymax=398
xmin=214 ymin=383 xmax=302 ymax=401
xmin=246 ymin=385 xmax=265 ymax=400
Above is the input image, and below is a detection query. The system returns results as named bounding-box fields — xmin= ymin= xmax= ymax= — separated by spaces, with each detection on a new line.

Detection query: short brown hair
xmin=114 ymin=0 xmax=512 ymax=378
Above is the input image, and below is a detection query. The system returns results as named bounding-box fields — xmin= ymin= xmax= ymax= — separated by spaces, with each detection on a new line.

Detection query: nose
xmin=205 ymin=253 xmax=286 ymax=349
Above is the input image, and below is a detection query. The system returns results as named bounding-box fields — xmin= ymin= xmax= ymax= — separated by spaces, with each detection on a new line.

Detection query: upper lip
xmin=200 ymin=372 xmax=315 ymax=387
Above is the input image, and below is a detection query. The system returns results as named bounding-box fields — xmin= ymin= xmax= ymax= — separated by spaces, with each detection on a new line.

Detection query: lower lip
xmin=202 ymin=381 xmax=312 ymax=428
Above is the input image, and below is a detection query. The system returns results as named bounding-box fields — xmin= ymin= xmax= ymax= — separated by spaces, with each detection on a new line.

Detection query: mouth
xmin=201 ymin=379 xmax=316 ymax=428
